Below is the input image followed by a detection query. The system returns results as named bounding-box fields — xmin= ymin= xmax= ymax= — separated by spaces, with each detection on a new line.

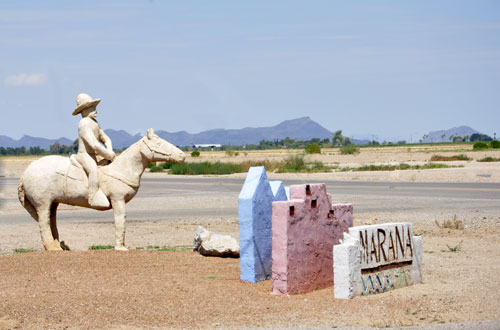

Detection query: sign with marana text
xmin=334 ymin=223 xmax=422 ymax=299
xmin=359 ymin=223 xmax=414 ymax=268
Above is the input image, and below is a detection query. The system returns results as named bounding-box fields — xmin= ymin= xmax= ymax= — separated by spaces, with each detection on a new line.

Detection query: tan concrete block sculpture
xmin=18 ymin=93 xmax=185 ymax=251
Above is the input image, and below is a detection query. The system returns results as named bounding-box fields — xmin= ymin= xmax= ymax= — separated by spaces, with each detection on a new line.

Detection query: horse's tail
xmin=18 ymin=176 xmax=38 ymax=221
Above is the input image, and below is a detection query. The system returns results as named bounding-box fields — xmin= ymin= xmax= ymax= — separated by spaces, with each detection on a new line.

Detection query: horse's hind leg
xmin=49 ymin=203 xmax=60 ymax=241
xmin=38 ymin=205 xmax=63 ymax=251
xmin=49 ymin=202 xmax=69 ymax=250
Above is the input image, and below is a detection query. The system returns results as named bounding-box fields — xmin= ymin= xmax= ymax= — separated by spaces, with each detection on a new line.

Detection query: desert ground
xmin=0 ymin=144 xmax=499 ymax=329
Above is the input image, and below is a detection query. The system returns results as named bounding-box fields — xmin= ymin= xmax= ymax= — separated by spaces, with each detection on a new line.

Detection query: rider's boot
xmin=89 ymin=189 xmax=110 ymax=208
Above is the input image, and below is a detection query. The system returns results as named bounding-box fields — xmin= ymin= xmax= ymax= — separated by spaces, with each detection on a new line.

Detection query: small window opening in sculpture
xmin=289 ymin=206 xmax=295 ymax=216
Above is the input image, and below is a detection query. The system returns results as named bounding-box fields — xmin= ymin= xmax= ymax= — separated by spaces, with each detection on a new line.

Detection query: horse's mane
xmin=114 ymin=136 xmax=144 ymax=160
xmin=101 ymin=136 xmax=146 ymax=177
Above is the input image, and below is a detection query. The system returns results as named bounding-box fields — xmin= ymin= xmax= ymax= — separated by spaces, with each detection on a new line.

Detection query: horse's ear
xmin=147 ymin=128 xmax=155 ymax=140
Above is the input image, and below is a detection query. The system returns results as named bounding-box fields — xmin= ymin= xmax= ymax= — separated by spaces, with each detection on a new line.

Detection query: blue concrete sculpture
xmin=238 ymin=166 xmax=288 ymax=283
xmin=284 ymin=186 xmax=290 ymax=200
xmin=270 ymin=181 xmax=287 ymax=201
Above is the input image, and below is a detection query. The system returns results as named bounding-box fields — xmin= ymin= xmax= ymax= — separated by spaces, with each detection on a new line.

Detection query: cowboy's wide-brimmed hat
xmin=72 ymin=93 xmax=101 ymax=116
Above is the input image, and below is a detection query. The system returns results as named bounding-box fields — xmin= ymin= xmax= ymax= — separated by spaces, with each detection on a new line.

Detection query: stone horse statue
xmin=18 ymin=129 xmax=185 ymax=251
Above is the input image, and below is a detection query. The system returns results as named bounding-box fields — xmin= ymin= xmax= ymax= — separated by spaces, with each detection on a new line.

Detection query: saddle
xmin=54 ymin=155 xmax=102 ymax=183
xmin=56 ymin=155 xmax=139 ymax=189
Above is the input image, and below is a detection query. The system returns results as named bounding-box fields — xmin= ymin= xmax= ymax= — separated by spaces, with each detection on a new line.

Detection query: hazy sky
xmin=1 ymin=1 xmax=499 ymax=142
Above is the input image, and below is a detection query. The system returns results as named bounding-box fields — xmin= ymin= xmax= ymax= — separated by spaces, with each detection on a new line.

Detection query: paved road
xmin=139 ymin=176 xmax=500 ymax=200
xmin=140 ymin=176 xmax=500 ymax=219
xmin=2 ymin=176 xmax=499 ymax=224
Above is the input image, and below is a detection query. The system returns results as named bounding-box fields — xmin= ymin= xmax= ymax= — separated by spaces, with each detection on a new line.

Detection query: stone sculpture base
xmin=334 ymin=223 xmax=422 ymax=299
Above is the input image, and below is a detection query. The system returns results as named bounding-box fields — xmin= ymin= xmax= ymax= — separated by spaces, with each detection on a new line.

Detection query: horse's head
xmin=142 ymin=129 xmax=186 ymax=163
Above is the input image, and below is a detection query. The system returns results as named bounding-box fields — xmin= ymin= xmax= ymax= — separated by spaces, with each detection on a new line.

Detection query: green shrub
xmin=399 ymin=163 xmax=411 ymax=170
xmin=304 ymin=144 xmax=321 ymax=154
xmin=490 ymin=140 xmax=500 ymax=149
xmin=457 ymin=154 xmax=471 ymax=161
xmin=340 ymin=163 xmax=455 ymax=172
xmin=307 ymin=161 xmax=329 ymax=172
xmin=225 ymin=150 xmax=239 ymax=157
xmin=149 ymin=165 xmax=164 ymax=172
xmin=167 ymin=157 xmax=332 ymax=175
xmin=169 ymin=163 xmax=190 ymax=174
xmin=161 ymin=162 xmax=174 ymax=169
xmin=170 ymin=162 xmax=242 ymax=175
xmin=426 ymin=163 xmax=451 ymax=169
xmin=340 ymin=145 xmax=360 ymax=155
xmin=357 ymin=164 xmax=398 ymax=171
xmin=147 ymin=162 xmax=155 ymax=168
xmin=191 ymin=150 xmax=201 ymax=157
xmin=239 ymin=160 xmax=276 ymax=173
xmin=89 ymin=245 xmax=114 ymax=250
xmin=281 ymin=154 xmax=306 ymax=172
xmin=473 ymin=142 xmax=489 ymax=150
xmin=478 ymin=157 xmax=500 ymax=162
xmin=443 ymin=240 xmax=463 ymax=253
xmin=14 ymin=248 xmax=36 ymax=253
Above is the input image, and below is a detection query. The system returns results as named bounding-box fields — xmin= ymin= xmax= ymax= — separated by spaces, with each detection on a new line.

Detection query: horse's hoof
xmin=60 ymin=241 xmax=71 ymax=251
xmin=46 ymin=243 xmax=63 ymax=251
xmin=115 ymin=246 xmax=128 ymax=251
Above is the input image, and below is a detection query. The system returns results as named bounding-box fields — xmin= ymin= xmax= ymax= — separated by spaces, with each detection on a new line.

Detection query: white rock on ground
xmin=193 ymin=226 xmax=240 ymax=257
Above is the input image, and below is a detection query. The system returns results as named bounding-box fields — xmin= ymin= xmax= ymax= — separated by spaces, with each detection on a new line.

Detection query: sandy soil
xmin=0 ymin=226 xmax=499 ymax=330
xmin=0 ymin=145 xmax=499 ymax=329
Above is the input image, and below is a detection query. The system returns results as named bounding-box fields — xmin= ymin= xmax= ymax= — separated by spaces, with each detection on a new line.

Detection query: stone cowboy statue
xmin=72 ymin=93 xmax=116 ymax=208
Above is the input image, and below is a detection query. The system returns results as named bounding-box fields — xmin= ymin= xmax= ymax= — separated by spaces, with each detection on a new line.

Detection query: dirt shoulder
xmin=0 ymin=225 xmax=499 ymax=329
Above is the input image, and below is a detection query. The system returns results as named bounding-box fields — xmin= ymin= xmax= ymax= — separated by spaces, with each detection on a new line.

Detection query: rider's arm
xmin=99 ymin=129 xmax=114 ymax=152
xmin=79 ymin=121 xmax=115 ymax=160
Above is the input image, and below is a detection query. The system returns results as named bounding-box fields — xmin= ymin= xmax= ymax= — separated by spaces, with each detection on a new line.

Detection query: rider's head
xmin=72 ymin=93 xmax=101 ymax=117
xmin=81 ymin=106 xmax=97 ymax=119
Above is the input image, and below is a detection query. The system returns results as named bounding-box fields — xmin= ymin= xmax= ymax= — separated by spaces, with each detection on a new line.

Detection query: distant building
xmin=193 ymin=144 xmax=222 ymax=148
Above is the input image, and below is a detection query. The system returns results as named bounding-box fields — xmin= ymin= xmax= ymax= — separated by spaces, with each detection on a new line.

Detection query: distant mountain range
xmin=0 ymin=117 xmax=354 ymax=149
xmin=422 ymin=126 xmax=481 ymax=143
xmin=0 ymin=119 xmax=487 ymax=149
xmin=104 ymin=130 xmax=143 ymax=149
xmin=154 ymin=117 xmax=336 ymax=146
xmin=0 ymin=135 xmax=73 ymax=150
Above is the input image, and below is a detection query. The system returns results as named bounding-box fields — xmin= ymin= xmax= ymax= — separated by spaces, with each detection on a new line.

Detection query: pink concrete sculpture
xmin=272 ymin=183 xmax=353 ymax=295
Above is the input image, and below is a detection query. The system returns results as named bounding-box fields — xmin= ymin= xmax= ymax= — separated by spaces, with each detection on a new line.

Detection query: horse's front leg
xmin=111 ymin=199 xmax=128 ymax=251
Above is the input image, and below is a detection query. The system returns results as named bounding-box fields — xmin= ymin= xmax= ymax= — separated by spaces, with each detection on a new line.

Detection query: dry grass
xmin=4 ymin=143 xmax=500 ymax=183
xmin=0 ymin=155 xmax=43 ymax=161
xmin=435 ymin=215 xmax=465 ymax=230
xmin=430 ymin=154 xmax=471 ymax=161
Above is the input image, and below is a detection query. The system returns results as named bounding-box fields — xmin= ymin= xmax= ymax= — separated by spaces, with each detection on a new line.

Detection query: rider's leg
xmin=75 ymin=153 xmax=109 ymax=208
